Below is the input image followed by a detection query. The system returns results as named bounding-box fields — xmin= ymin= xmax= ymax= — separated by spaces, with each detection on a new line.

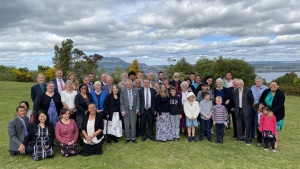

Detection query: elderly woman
xmin=91 ymin=81 xmax=107 ymax=117
xmin=61 ymin=80 xmax=77 ymax=120
xmin=75 ymin=84 xmax=94 ymax=130
xmin=259 ymin=81 xmax=285 ymax=148
xmin=104 ymin=85 xmax=122 ymax=143
xmin=214 ymin=78 xmax=228 ymax=106
xmin=24 ymin=110 xmax=54 ymax=160
xmin=19 ymin=101 xmax=34 ymax=123
xmin=67 ymin=72 xmax=79 ymax=90
xmin=80 ymin=103 xmax=104 ymax=156
xmin=55 ymin=108 xmax=79 ymax=157
xmin=184 ymin=77 xmax=196 ymax=94
xmin=35 ymin=81 xmax=62 ymax=128
xmin=177 ymin=81 xmax=190 ymax=136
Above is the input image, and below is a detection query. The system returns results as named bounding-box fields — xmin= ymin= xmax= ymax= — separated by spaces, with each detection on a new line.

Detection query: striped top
xmin=212 ymin=105 xmax=227 ymax=124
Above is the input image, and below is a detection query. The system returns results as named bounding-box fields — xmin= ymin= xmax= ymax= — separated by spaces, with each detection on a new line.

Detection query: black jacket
xmin=82 ymin=113 xmax=104 ymax=140
xmin=259 ymin=89 xmax=285 ymax=122
xmin=24 ymin=123 xmax=55 ymax=148
xmin=104 ymin=93 xmax=121 ymax=121
xmin=169 ymin=95 xmax=182 ymax=115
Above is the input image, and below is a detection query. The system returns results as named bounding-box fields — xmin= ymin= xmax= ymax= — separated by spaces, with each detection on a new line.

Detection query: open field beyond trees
xmin=0 ymin=81 xmax=299 ymax=169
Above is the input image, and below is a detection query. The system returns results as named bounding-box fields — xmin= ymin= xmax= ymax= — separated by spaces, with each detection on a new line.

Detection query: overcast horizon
xmin=1 ymin=0 xmax=300 ymax=70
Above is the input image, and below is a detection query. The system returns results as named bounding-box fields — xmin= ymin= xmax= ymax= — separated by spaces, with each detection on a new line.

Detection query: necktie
xmin=146 ymin=89 xmax=149 ymax=109
xmin=175 ymin=81 xmax=179 ymax=91
xmin=21 ymin=118 xmax=28 ymax=137
xmin=129 ymin=90 xmax=133 ymax=110
xmin=40 ymin=84 xmax=44 ymax=92
xmin=59 ymin=79 xmax=64 ymax=91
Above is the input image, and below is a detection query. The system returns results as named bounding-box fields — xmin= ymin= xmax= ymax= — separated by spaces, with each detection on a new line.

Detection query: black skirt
xmin=80 ymin=142 xmax=103 ymax=156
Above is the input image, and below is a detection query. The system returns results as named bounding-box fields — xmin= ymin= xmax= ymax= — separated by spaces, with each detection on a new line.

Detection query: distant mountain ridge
xmin=98 ymin=57 xmax=300 ymax=73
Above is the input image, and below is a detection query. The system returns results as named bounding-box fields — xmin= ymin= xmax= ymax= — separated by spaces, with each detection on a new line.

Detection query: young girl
xmin=259 ymin=106 xmax=277 ymax=152
xmin=184 ymin=92 xmax=200 ymax=142
xmin=255 ymin=103 xmax=264 ymax=147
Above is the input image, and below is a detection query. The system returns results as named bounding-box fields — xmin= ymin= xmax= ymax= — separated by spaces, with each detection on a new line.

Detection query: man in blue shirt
xmin=250 ymin=76 xmax=268 ymax=138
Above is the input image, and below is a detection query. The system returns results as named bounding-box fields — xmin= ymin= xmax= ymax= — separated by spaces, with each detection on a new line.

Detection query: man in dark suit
xmin=120 ymin=80 xmax=140 ymax=143
xmin=31 ymin=73 xmax=46 ymax=110
xmin=50 ymin=69 xmax=66 ymax=95
xmin=169 ymin=72 xmax=182 ymax=91
xmin=83 ymin=75 xmax=94 ymax=93
xmin=158 ymin=71 xmax=164 ymax=84
xmin=8 ymin=106 xmax=32 ymax=156
xmin=88 ymin=72 xmax=95 ymax=86
xmin=226 ymin=78 xmax=238 ymax=136
xmin=139 ymin=79 xmax=156 ymax=141
xmin=233 ymin=79 xmax=254 ymax=145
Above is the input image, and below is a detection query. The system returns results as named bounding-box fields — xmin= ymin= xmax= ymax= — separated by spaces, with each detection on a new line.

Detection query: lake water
xmin=256 ymin=72 xmax=300 ymax=83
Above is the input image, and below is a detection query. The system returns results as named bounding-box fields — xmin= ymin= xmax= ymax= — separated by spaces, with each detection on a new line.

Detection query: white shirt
xmin=239 ymin=89 xmax=243 ymax=108
xmin=56 ymin=78 xmax=65 ymax=95
xmin=182 ymin=91 xmax=188 ymax=104
xmin=61 ymin=90 xmax=77 ymax=108
xmin=144 ymin=88 xmax=151 ymax=109
xmin=226 ymin=80 xmax=233 ymax=88
xmin=84 ymin=119 xmax=101 ymax=144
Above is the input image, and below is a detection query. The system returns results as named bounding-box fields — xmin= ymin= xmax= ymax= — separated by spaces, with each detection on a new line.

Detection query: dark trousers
xmin=264 ymin=137 xmax=275 ymax=150
xmin=216 ymin=123 xmax=225 ymax=141
xmin=136 ymin=115 xmax=141 ymax=136
xmin=236 ymin=108 xmax=252 ymax=141
xmin=10 ymin=145 xmax=33 ymax=155
xmin=140 ymin=109 xmax=154 ymax=138
xmin=200 ymin=118 xmax=211 ymax=139
xmin=230 ymin=110 xmax=237 ymax=137
xmin=256 ymin=128 xmax=262 ymax=143
xmin=226 ymin=113 xmax=231 ymax=128
xmin=251 ymin=109 xmax=256 ymax=138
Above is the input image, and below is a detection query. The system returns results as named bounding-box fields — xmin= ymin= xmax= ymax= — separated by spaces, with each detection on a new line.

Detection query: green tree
xmin=166 ymin=58 xmax=194 ymax=80
xmin=53 ymin=39 xmax=75 ymax=74
xmin=110 ymin=67 xmax=123 ymax=84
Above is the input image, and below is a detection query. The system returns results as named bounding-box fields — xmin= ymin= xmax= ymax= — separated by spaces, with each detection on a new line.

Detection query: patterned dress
xmin=48 ymin=99 xmax=59 ymax=129
xmin=32 ymin=126 xmax=54 ymax=160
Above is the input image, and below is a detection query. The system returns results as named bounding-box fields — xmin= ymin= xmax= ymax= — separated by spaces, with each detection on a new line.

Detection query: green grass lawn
xmin=0 ymin=81 xmax=299 ymax=169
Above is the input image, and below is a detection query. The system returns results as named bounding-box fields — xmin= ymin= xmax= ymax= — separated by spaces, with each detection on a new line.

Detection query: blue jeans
xmin=216 ymin=123 xmax=225 ymax=141
xmin=200 ymin=119 xmax=211 ymax=139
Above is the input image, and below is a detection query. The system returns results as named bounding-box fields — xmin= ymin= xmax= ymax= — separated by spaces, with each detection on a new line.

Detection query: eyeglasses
xmin=174 ymin=76 xmax=179 ymax=78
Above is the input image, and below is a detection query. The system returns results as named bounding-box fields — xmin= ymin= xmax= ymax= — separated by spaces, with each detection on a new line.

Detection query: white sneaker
xmin=272 ymin=149 xmax=276 ymax=152
xmin=264 ymin=148 xmax=268 ymax=151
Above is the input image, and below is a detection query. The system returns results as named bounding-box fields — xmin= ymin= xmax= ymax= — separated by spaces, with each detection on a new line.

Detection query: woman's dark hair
xmin=19 ymin=101 xmax=30 ymax=109
xmin=35 ymin=110 xmax=51 ymax=126
xmin=270 ymin=81 xmax=279 ymax=85
xmin=184 ymin=76 xmax=191 ymax=82
xmin=78 ymin=84 xmax=88 ymax=93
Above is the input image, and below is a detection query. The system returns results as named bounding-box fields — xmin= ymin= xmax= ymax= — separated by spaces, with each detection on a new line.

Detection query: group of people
xmin=8 ymin=69 xmax=285 ymax=160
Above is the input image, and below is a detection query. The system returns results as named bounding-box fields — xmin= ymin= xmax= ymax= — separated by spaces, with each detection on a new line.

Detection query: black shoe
xmin=199 ymin=137 xmax=204 ymax=141
xmin=149 ymin=136 xmax=155 ymax=141
xmin=125 ymin=139 xmax=130 ymax=143
xmin=188 ymin=137 xmax=192 ymax=142
xmin=215 ymin=141 xmax=220 ymax=144
xmin=177 ymin=138 xmax=180 ymax=142
xmin=235 ymin=138 xmax=244 ymax=142
xmin=208 ymin=138 xmax=213 ymax=142
xmin=246 ymin=141 xmax=252 ymax=145
xmin=232 ymin=135 xmax=237 ymax=138
xmin=9 ymin=150 xmax=17 ymax=157
xmin=142 ymin=137 xmax=147 ymax=141
xmin=192 ymin=137 xmax=197 ymax=142
xmin=132 ymin=140 xmax=137 ymax=143
xmin=113 ymin=137 xmax=118 ymax=143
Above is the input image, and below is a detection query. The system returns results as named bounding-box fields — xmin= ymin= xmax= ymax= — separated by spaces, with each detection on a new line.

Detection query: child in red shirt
xmin=259 ymin=106 xmax=277 ymax=152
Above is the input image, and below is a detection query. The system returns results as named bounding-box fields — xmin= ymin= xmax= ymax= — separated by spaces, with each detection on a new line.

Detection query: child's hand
xmin=213 ymin=121 xmax=216 ymax=125
xmin=224 ymin=122 xmax=227 ymax=126
xmin=179 ymin=115 xmax=182 ymax=120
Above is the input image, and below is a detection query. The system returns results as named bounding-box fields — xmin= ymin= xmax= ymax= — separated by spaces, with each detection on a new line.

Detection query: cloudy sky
xmin=1 ymin=0 xmax=300 ymax=70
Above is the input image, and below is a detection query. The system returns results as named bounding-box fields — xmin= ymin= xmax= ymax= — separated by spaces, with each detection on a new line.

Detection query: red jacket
xmin=259 ymin=114 xmax=277 ymax=135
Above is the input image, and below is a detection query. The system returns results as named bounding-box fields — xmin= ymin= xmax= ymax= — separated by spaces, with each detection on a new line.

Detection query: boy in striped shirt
xmin=212 ymin=96 xmax=228 ymax=144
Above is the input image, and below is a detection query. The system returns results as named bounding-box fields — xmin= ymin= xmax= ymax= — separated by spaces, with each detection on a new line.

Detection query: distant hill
xmin=98 ymin=57 xmax=166 ymax=73
xmin=98 ymin=57 xmax=300 ymax=73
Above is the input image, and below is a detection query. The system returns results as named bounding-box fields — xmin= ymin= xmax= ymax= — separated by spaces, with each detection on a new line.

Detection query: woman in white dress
xmin=61 ymin=80 xmax=77 ymax=120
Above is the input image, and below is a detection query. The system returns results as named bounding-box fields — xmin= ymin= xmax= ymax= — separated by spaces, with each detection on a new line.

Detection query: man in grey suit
xmin=102 ymin=75 xmax=114 ymax=94
xmin=120 ymin=80 xmax=140 ymax=143
xmin=83 ymin=75 xmax=94 ymax=93
xmin=8 ymin=106 xmax=33 ymax=156
xmin=233 ymin=79 xmax=254 ymax=145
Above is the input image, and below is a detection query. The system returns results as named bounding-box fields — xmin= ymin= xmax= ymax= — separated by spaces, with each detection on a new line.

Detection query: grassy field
xmin=0 ymin=81 xmax=299 ymax=169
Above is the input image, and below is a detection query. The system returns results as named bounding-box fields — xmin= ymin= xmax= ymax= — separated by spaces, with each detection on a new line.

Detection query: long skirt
xmin=180 ymin=107 xmax=187 ymax=128
xmin=156 ymin=112 xmax=173 ymax=141
xmin=80 ymin=142 xmax=103 ymax=156
xmin=103 ymin=112 xmax=122 ymax=137
xmin=58 ymin=142 xmax=79 ymax=157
